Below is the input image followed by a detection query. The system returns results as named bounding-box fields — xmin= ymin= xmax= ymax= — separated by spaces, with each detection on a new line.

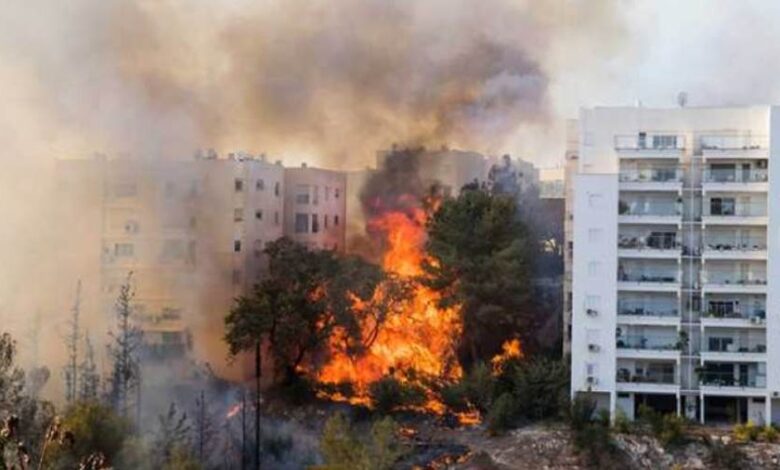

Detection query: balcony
xmin=618 ymin=234 xmax=681 ymax=259
xmin=701 ymin=275 xmax=766 ymax=295
xmin=616 ymin=369 xmax=679 ymax=394
xmin=616 ymin=334 xmax=681 ymax=359
xmin=702 ymin=201 xmax=767 ymax=226
xmin=701 ymin=135 xmax=768 ymax=160
xmin=702 ymin=168 xmax=768 ymax=193
xmin=615 ymin=134 xmax=685 ymax=160
xmin=701 ymin=340 xmax=766 ymax=362
xmin=618 ymin=268 xmax=680 ymax=293
xmin=619 ymin=168 xmax=683 ymax=192
xmin=701 ymin=309 xmax=766 ymax=328
xmin=702 ymin=237 xmax=767 ymax=260
xmin=619 ymin=200 xmax=682 ymax=225
xmin=699 ymin=371 xmax=765 ymax=394
xmin=618 ymin=306 xmax=679 ymax=326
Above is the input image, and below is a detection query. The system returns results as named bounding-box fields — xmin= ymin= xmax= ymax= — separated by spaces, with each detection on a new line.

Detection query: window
xmin=710 ymin=197 xmax=735 ymax=215
xmin=296 ymin=185 xmax=310 ymax=204
xmin=588 ymin=228 xmax=602 ymax=243
xmin=334 ymin=215 xmax=340 ymax=226
xmin=325 ymin=186 xmax=331 ymax=201
xmin=313 ymin=186 xmax=319 ymax=205
xmin=295 ymin=213 xmax=309 ymax=233
xmin=652 ymin=134 xmax=677 ymax=149
xmin=234 ymin=240 xmax=242 ymax=252
xmin=255 ymin=210 xmax=263 ymax=220
xmin=274 ymin=182 xmax=280 ymax=197
xmin=256 ymin=179 xmax=265 ymax=191
xmin=124 ymin=220 xmax=140 ymax=234
xmin=324 ymin=215 xmax=329 ymax=229
xmin=586 ymin=363 xmax=598 ymax=376
xmin=588 ymin=193 xmax=602 ymax=208
xmin=638 ymin=132 xmax=647 ymax=149
xmin=588 ymin=261 xmax=600 ymax=277
xmin=115 ymin=243 xmax=134 ymax=257
xmin=274 ymin=211 xmax=280 ymax=225
xmin=586 ymin=329 xmax=600 ymax=344
xmin=312 ymin=214 xmax=319 ymax=233
xmin=234 ymin=208 xmax=244 ymax=222
xmin=234 ymin=178 xmax=243 ymax=192
xmin=334 ymin=188 xmax=340 ymax=199
xmin=708 ymin=337 xmax=734 ymax=352
xmin=585 ymin=295 xmax=601 ymax=310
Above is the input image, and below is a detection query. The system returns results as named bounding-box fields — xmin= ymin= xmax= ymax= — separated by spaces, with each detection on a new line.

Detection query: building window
xmin=124 ymin=220 xmax=140 ymax=234
xmin=334 ymin=188 xmax=340 ymax=199
xmin=587 ymin=261 xmax=600 ymax=277
xmin=588 ymin=193 xmax=602 ymax=208
xmin=114 ymin=243 xmax=134 ymax=257
xmin=255 ymin=210 xmax=263 ymax=220
xmin=234 ymin=240 xmax=242 ymax=252
xmin=274 ymin=211 xmax=280 ymax=225
xmin=234 ymin=208 xmax=244 ymax=222
xmin=324 ymin=215 xmax=329 ymax=229
xmin=235 ymin=178 xmax=243 ymax=192
xmin=313 ymin=186 xmax=319 ymax=205
xmin=256 ymin=179 xmax=265 ymax=191
xmin=296 ymin=185 xmax=310 ymax=204
xmin=274 ymin=182 xmax=280 ymax=197
xmin=334 ymin=215 xmax=340 ymax=226
xmin=312 ymin=214 xmax=319 ymax=233
xmin=652 ymin=134 xmax=677 ymax=149
xmin=710 ymin=197 xmax=735 ymax=216
xmin=295 ymin=213 xmax=309 ymax=233
xmin=585 ymin=295 xmax=600 ymax=310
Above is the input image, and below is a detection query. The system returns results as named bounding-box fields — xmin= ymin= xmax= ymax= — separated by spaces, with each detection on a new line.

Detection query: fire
xmin=491 ymin=338 xmax=523 ymax=374
xmin=226 ymin=403 xmax=242 ymax=420
xmin=318 ymin=204 xmax=462 ymax=408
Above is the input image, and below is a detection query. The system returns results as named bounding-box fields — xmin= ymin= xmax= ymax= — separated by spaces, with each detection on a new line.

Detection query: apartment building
xmin=284 ymin=164 xmax=347 ymax=251
xmin=56 ymin=152 xmax=346 ymax=381
xmin=570 ymin=106 xmax=780 ymax=425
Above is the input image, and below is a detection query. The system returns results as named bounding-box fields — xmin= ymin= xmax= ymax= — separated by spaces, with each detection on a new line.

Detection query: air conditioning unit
xmin=586 ymin=309 xmax=598 ymax=317
xmin=586 ymin=376 xmax=598 ymax=385
xmin=773 ymin=391 xmax=779 ymax=398
xmin=588 ymin=344 xmax=600 ymax=352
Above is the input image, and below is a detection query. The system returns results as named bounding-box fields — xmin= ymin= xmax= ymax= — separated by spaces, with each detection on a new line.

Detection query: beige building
xmin=55 ymin=152 xmax=346 ymax=381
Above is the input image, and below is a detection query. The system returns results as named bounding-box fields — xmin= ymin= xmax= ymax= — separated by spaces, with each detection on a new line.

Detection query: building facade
xmin=570 ymin=106 xmax=780 ymax=425
xmin=284 ymin=164 xmax=347 ymax=251
xmin=56 ymin=152 xmax=345 ymax=381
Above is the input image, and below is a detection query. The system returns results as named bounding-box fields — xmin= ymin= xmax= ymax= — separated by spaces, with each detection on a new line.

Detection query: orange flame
xmin=318 ymin=205 xmax=462 ymax=410
xmin=491 ymin=338 xmax=523 ymax=374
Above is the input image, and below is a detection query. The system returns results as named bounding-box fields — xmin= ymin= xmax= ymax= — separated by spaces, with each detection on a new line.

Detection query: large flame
xmin=318 ymin=204 xmax=462 ymax=406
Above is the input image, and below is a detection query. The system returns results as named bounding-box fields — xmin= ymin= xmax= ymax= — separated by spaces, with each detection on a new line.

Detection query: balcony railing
xmin=616 ymin=334 xmax=679 ymax=351
xmin=618 ymin=304 xmax=678 ymax=317
xmin=701 ymin=276 xmax=767 ymax=286
xmin=619 ymin=234 xmax=680 ymax=250
xmin=617 ymin=369 xmax=676 ymax=385
xmin=703 ymin=169 xmax=768 ymax=183
xmin=700 ymin=135 xmax=768 ymax=150
xmin=704 ymin=202 xmax=767 ymax=217
xmin=699 ymin=372 xmax=761 ymax=388
xmin=615 ymin=135 xmax=685 ymax=150
xmin=619 ymin=271 xmax=678 ymax=284
xmin=704 ymin=237 xmax=767 ymax=252
xmin=703 ymin=343 xmax=766 ymax=354
xmin=701 ymin=309 xmax=766 ymax=321
xmin=619 ymin=201 xmax=681 ymax=216
xmin=619 ymin=169 xmax=682 ymax=183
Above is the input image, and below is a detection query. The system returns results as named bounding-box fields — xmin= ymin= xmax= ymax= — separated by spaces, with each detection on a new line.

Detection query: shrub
xmin=733 ymin=420 xmax=760 ymax=443
xmin=759 ymin=425 xmax=779 ymax=443
xmin=368 ymin=376 xmax=426 ymax=415
xmin=440 ymin=362 xmax=496 ymax=413
xmin=486 ymin=393 xmax=517 ymax=435
xmin=320 ymin=413 xmax=405 ymax=470
xmin=658 ymin=414 xmax=687 ymax=446
xmin=568 ymin=394 xmax=597 ymax=432
xmin=707 ymin=439 xmax=746 ymax=470
xmin=509 ymin=358 xmax=569 ymax=421
xmin=613 ymin=409 xmax=631 ymax=433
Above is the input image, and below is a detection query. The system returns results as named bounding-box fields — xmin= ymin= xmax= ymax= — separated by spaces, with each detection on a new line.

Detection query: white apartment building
xmin=570 ymin=105 xmax=780 ymax=425
xmin=284 ymin=164 xmax=347 ymax=252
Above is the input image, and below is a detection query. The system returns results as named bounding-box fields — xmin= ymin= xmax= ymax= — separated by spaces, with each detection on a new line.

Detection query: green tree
xmin=107 ymin=273 xmax=142 ymax=419
xmin=152 ymin=403 xmax=191 ymax=468
xmin=423 ymin=187 xmax=533 ymax=366
xmin=320 ymin=413 xmax=404 ymax=470
xmin=49 ymin=401 xmax=132 ymax=468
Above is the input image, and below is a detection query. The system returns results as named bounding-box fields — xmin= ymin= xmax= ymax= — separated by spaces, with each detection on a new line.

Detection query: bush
xmin=53 ymin=401 xmax=132 ymax=466
xmin=439 ymin=362 xmax=495 ymax=413
xmin=508 ymin=358 xmax=568 ymax=421
xmin=320 ymin=413 xmax=405 ymax=470
xmin=733 ymin=420 xmax=761 ymax=443
xmin=486 ymin=393 xmax=517 ymax=435
xmin=368 ymin=376 xmax=426 ymax=415
xmin=658 ymin=414 xmax=687 ymax=446
xmin=613 ymin=409 xmax=631 ymax=433
xmin=759 ymin=425 xmax=779 ymax=443
xmin=567 ymin=396 xmax=628 ymax=469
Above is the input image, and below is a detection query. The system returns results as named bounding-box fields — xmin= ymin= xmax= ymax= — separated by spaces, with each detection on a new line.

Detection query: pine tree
xmin=78 ymin=333 xmax=100 ymax=402
xmin=107 ymin=272 xmax=142 ymax=419
xmin=63 ymin=280 xmax=82 ymax=404
xmin=193 ymin=390 xmax=217 ymax=464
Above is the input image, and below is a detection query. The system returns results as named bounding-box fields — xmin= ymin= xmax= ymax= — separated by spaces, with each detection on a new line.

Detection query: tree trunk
xmin=255 ymin=341 xmax=261 ymax=470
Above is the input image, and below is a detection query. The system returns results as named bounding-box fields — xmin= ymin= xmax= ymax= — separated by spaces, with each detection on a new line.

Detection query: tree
xmin=78 ymin=334 xmax=100 ymax=402
xmin=63 ymin=280 xmax=82 ymax=405
xmin=192 ymin=390 xmax=216 ymax=464
xmin=49 ymin=401 xmax=132 ymax=468
xmin=320 ymin=413 xmax=405 ymax=470
xmin=422 ymin=187 xmax=533 ymax=366
xmin=107 ymin=272 xmax=143 ymax=420
xmin=152 ymin=403 xmax=192 ymax=468
xmin=0 ymin=333 xmax=26 ymax=416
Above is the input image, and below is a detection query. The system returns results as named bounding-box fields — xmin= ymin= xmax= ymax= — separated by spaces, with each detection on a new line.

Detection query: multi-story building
xmin=563 ymin=119 xmax=579 ymax=358
xmin=284 ymin=163 xmax=347 ymax=251
xmin=570 ymin=105 xmax=779 ymax=425
xmin=56 ymin=152 xmax=345 ymax=381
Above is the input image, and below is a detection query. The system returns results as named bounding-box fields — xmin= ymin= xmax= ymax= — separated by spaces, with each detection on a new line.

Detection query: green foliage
xmin=0 ymin=333 xmax=25 ymax=415
xmin=612 ymin=408 xmax=631 ymax=433
xmin=637 ymin=405 xmax=687 ymax=446
xmin=52 ymin=401 xmax=132 ymax=467
xmin=423 ymin=188 xmax=533 ymax=365
xmin=759 ymin=425 xmax=779 ymax=443
xmin=733 ymin=420 xmax=761 ymax=443
xmin=368 ymin=376 xmax=426 ymax=415
xmin=152 ymin=403 xmax=192 ymax=468
xmin=567 ymin=395 xmax=628 ymax=469
xmin=320 ymin=413 xmax=405 ymax=470
xmin=486 ymin=393 xmax=517 ymax=435
xmin=506 ymin=357 xmax=569 ymax=421
xmin=440 ymin=362 xmax=495 ymax=413
xmin=225 ymin=237 xmax=408 ymax=383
